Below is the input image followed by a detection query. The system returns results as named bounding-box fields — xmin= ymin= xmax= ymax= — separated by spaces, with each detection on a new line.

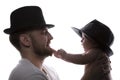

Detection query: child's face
xmin=81 ymin=33 xmax=97 ymax=52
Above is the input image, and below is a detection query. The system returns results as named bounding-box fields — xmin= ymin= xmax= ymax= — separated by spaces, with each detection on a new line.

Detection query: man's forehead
xmin=40 ymin=28 xmax=48 ymax=32
xmin=26 ymin=28 xmax=47 ymax=33
xmin=32 ymin=27 xmax=48 ymax=31
xmin=41 ymin=28 xmax=47 ymax=30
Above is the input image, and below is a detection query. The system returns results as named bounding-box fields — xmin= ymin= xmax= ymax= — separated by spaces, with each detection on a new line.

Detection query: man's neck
xmin=21 ymin=53 xmax=45 ymax=70
xmin=29 ymin=57 xmax=44 ymax=70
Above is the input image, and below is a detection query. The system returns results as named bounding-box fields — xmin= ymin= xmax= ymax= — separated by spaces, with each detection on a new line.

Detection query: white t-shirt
xmin=9 ymin=59 xmax=60 ymax=80
xmin=42 ymin=64 xmax=59 ymax=80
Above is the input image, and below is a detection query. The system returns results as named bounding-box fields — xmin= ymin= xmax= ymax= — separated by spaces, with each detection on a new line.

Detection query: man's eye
xmin=41 ymin=30 xmax=47 ymax=35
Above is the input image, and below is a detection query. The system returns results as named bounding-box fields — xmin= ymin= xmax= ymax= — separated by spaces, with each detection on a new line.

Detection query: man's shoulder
xmin=12 ymin=59 xmax=40 ymax=73
xmin=9 ymin=59 xmax=47 ymax=80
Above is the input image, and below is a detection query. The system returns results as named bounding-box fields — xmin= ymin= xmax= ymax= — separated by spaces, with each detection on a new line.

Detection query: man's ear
xmin=19 ymin=34 xmax=31 ymax=47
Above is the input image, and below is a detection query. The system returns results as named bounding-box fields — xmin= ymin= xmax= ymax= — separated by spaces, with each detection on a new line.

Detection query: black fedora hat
xmin=72 ymin=19 xmax=114 ymax=57
xmin=4 ymin=6 xmax=54 ymax=34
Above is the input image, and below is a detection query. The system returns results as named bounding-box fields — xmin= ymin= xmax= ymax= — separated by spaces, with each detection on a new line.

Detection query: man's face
xmin=29 ymin=28 xmax=53 ymax=57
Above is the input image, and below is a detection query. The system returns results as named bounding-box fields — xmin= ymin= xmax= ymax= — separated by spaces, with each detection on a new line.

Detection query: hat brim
xmin=4 ymin=24 xmax=54 ymax=34
xmin=45 ymin=24 xmax=54 ymax=28
xmin=72 ymin=27 xmax=82 ymax=37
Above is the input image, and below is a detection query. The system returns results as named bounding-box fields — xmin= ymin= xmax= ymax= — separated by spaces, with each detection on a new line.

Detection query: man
xmin=4 ymin=6 xmax=59 ymax=80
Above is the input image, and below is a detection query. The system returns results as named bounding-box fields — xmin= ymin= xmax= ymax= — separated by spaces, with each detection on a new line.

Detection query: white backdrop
xmin=0 ymin=0 xmax=120 ymax=80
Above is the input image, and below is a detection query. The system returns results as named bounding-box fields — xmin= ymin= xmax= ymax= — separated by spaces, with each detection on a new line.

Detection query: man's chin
xmin=47 ymin=46 xmax=55 ymax=55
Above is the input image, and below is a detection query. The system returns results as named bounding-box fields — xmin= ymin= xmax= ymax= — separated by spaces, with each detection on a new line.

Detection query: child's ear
xmin=19 ymin=34 xmax=31 ymax=47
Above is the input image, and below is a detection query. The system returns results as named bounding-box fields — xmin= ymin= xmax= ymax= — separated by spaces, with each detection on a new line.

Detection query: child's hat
xmin=72 ymin=19 xmax=114 ymax=57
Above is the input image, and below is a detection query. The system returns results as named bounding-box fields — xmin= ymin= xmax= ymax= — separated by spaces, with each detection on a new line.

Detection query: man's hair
xmin=9 ymin=33 xmax=21 ymax=51
xmin=9 ymin=28 xmax=45 ymax=51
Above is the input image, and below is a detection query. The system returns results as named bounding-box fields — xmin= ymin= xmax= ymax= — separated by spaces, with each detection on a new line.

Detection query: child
xmin=54 ymin=19 xmax=114 ymax=80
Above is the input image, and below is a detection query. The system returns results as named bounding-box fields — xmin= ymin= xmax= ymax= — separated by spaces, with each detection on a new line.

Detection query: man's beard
xmin=33 ymin=45 xmax=53 ymax=57
xmin=31 ymin=38 xmax=53 ymax=57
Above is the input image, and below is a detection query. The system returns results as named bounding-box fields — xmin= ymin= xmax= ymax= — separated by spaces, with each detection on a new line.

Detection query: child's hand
xmin=54 ymin=49 xmax=67 ymax=59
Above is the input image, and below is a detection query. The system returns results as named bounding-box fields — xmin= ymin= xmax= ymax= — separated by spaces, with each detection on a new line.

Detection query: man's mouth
xmin=46 ymin=41 xmax=50 ymax=47
xmin=46 ymin=42 xmax=51 ymax=49
xmin=46 ymin=42 xmax=55 ymax=53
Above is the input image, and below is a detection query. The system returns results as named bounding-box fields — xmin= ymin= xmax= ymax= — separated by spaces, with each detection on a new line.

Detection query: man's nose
xmin=48 ymin=32 xmax=53 ymax=40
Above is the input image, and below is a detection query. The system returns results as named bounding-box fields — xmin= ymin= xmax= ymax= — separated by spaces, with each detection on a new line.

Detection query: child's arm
xmin=54 ymin=49 xmax=100 ymax=64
